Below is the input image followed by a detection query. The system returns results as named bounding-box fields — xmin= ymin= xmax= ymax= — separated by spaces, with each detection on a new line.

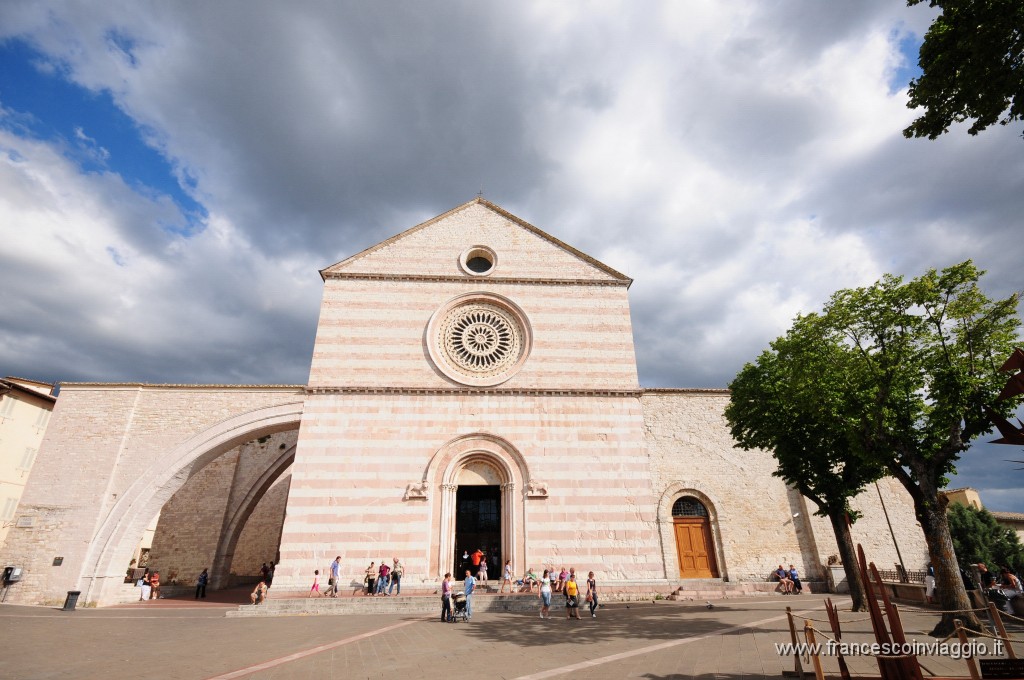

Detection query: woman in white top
xmin=539 ymin=569 xmax=553 ymax=618
xmin=499 ymin=560 xmax=513 ymax=593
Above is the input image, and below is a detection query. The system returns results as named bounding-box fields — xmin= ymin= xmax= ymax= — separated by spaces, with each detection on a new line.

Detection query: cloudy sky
xmin=1 ymin=2 xmax=1022 ymax=510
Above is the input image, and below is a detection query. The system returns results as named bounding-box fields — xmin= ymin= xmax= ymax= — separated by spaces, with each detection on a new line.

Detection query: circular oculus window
xmin=459 ymin=245 xmax=497 ymax=277
xmin=427 ymin=293 xmax=531 ymax=386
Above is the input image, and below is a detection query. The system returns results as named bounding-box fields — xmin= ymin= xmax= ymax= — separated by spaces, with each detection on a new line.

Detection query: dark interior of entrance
xmin=455 ymin=485 xmax=501 ymax=579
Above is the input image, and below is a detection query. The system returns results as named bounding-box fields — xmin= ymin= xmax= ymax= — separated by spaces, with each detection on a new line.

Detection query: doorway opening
xmin=672 ymin=496 xmax=719 ymax=578
xmin=454 ymin=485 xmax=501 ymax=580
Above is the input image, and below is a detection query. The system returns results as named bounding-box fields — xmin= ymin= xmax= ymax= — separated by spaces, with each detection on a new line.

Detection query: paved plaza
xmin=1 ymin=592 xmax=1019 ymax=679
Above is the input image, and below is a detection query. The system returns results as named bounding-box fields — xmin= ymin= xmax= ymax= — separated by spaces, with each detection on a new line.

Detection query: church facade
xmin=0 ymin=199 xmax=927 ymax=606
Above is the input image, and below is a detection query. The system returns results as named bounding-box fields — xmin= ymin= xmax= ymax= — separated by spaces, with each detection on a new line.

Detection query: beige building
xmin=0 ymin=377 xmax=56 ymax=550
xmin=0 ymin=199 xmax=927 ymax=606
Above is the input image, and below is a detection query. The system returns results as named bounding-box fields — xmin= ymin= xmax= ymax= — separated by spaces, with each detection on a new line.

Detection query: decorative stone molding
xmin=403 ymin=481 xmax=429 ymax=500
xmin=525 ymin=479 xmax=548 ymax=498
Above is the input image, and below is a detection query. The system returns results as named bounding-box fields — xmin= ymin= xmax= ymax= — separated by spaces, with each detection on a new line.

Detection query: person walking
xmin=376 ymin=561 xmax=391 ymax=596
xmin=499 ymin=560 xmax=513 ymax=593
xmin=389 ymin=557 xmax=404 ymax=596
xmin=310 ymin=569 xmax=323 ymax=597
xmin=441 ymin=572 xmax=453 ymax=622
xmin=464 ymin=569 xmax=477 ymax=620
xmin=539 ymin=569 xmax=552 ymax=618
xmin=195 ymin=568 xmax=208 ymax=599
xmin=564 ymin=574 xmax=581 ymax=619
xmin=585 ymin=571 xmax=598 ymax=618
xmin=329 ymin=556 xmax=341 ymax=597
xmin=478 ymin=556 xmax=489 ymax=584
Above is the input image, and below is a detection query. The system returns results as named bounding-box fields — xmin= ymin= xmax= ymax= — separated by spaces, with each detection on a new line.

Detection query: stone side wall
xmin=309 ymin=279 xmax=639 ymax=390
xmin=0 ymin=385 xmax=303 ymax=605
xmin=641 ymin=390 xmax=818 ymax=583
xmin=641 ymin=390 xmax=929 ymax=584
xmin=327 ymin=201 xmax=620 ymax=281
xmin=274 ymin=392 xmax=659 ymax=590
xmin=806 ymin=476 xmax=930 ymax=574
xmin=232 ymin=473 xmax=290 ymax=581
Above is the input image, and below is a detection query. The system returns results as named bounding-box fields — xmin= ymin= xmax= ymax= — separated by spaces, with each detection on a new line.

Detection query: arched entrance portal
xmin=672 ymin=496 xmax=719 ymax=578
xmin=427 ymin=434 xmax=529 ymax=580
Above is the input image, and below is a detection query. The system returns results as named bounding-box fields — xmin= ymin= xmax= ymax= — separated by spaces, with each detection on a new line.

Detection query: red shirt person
xmin=471 ymin=549 xmax=483 ymax=568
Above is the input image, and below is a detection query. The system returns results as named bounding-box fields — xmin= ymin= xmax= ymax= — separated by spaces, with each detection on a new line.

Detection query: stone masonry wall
xmin=275 ymin=392 xmax=659 ymax=590
xmin=0 ymin=385 xmax=303 ymax=604
xmin=148 ymin=450 xmax=239 ymax=585
xmin=642 ymin=390 xmax=818 ymax=582
xmin=641 ymin=390 xmax=928 ymax=584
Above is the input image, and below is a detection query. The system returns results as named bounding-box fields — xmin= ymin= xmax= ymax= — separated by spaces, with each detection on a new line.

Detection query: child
xmin=310 ymin=569 xmax=322 ymax=597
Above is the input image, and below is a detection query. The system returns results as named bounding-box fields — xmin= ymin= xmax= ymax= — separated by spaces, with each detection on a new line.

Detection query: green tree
xmin=904 ymin=0 xmax=1024 ymax=139
xmin=823 ymin=261 xmax=1020 ymax=634
xmin=947 ymin=503 xmax=1024 ymax=574
xmin=726 ymin=314 xmax=884 ymax=611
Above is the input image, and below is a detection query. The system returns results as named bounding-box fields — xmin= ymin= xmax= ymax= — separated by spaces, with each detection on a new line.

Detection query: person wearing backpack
xmin=389 ymin=558 xmax=404 ymax=595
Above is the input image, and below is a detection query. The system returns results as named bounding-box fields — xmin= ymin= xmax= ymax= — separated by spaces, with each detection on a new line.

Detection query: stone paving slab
xmin=2 ymin=594 xmax=1018 ymax=679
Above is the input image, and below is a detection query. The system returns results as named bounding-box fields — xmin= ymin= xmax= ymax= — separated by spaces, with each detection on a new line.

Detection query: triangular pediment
xmin=320 ymin=199 xmax=631 ymax=285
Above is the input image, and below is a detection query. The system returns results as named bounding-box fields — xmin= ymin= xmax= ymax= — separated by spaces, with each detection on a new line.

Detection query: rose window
xmin=427 ymin=294 xmax=531 ymax=386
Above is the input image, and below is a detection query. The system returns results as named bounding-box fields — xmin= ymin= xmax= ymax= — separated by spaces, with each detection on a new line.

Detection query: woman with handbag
xmin=585 ymin=571 xmax=598 ymax=618
xmin=365 ymin=562 xmax=377 ymax=596
xmin=564 ymin=573 xmax=582 ymax=619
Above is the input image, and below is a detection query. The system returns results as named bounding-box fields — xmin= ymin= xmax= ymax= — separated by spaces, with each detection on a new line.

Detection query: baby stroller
xmin=450 ymin=592 xmax=468 ymax=622
xmin=986 ymin=587 xmax=1019 ymax=615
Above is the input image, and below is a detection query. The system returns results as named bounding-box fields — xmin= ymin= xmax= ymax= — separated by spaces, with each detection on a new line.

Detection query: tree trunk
xmin=917 ymin=498 xmax=983 ymax=636
xmin=829 ymin=511 xmax=868 ymax=611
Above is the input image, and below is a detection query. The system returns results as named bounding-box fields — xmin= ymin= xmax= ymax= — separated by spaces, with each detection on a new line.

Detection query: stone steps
xmin=667 ymin=580 xmax=826 ymax=601
xmin=226 ymin=593 xmax=542 ymax=618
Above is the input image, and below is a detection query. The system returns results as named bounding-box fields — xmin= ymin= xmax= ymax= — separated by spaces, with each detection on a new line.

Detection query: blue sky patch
xmin=0 ymin=38 xmax=206 ymax=234
xmin=889 ymin=29 xmax=924 ymax=94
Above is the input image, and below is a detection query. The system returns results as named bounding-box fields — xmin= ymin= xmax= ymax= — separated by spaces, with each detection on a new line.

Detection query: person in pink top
xmin=309 ymin=569 xmax=322 ymax=597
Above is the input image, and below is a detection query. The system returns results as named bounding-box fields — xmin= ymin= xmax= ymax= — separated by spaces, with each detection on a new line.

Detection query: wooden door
xmin=674 ymin=518 xmax=717 ymax=578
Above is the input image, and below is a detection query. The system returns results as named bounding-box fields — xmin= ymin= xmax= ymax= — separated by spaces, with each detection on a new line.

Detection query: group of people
xmin=307 ymin=556 xmax=406 ymax=598
xmin=363 ymin=558 xmax=405 ymax=596
xmin=537 ymin=567 xmax=598 ymax=619
xmin=136 ymin=569 xmax=161 ymax=600
xmin=774 ymin=564 xmax=803 ymax=594
xmin=440 ymin=563 xmax=599 ymax=622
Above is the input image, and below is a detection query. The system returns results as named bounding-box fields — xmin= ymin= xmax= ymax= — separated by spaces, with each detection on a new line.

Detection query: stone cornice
xmin=58 ymin=383 xmax=306 ymax=391
xmin=641 ymin=387 xmax=731 ymax=395
xmin=305 ymin=386 xmax=643 ymax=397
xmin=321 ymin=272 xmax=629 ymax=287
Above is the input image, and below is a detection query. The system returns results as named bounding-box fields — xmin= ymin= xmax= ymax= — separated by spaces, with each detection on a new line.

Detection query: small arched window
xmin=672 ymin=496 xmax=709 ymax=518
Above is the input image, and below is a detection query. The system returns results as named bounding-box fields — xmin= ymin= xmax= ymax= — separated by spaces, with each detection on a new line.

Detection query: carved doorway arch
xmin=425 ymin=434 xmax=529 ymax=579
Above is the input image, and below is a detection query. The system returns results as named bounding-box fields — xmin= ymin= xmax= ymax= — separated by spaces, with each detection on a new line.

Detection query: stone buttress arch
xmin=423 ymin=433 xmax=531 ymax=579
xmin=657 ymin=482 xmax=729 ymax=581
xmin=209 ymin=442 xmax=296 ymax=589
xmin=81 ymin=402 xmax=304 ymax=605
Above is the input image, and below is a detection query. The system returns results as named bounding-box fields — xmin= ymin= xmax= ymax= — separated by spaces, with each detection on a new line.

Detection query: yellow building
xmin=0 ymin=377 xmax=56 ymax=549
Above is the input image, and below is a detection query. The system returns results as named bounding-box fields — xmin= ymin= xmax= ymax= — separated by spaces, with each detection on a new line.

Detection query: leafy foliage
xmin=947 ymin=503 xmax=1024 ymax=573
xmin=904 ymin=0 xmax=1024 ymax=139
xmin=824 ymin=261 xmax=1020 ymax=494
xmin=726 ymin=315 xmax=885 ymax=520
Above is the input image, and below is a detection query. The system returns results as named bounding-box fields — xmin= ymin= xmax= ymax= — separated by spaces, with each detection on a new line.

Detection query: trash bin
xmin=62 ymin=590 xmax=81 ymax=611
